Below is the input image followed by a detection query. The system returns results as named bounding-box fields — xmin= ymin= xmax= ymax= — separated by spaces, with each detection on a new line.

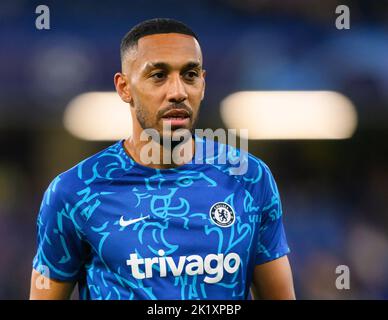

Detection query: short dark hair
xmin=120 ymin=18 xmax=199 ymax=61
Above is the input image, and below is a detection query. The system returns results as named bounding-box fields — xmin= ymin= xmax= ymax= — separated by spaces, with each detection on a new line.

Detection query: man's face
xmin=121 ymin=33 xmax=205 ymax=138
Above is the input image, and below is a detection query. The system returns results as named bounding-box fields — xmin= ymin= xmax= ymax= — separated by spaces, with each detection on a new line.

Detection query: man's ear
xmin=201 ymin=69 xmax=206 ymax=101
xmin=114 ymin=72 xmax=133 ymax=105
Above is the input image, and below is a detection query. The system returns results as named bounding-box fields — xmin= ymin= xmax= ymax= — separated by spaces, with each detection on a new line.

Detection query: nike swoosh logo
xmin=119 ymin=215 xmax=150 ymax=227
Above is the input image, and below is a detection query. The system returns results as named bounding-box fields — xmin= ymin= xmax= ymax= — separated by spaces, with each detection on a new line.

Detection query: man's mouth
xmin=161 ymin=109 xmax=191 ymax=127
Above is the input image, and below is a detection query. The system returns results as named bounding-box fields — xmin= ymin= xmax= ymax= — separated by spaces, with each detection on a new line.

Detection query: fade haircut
xmin=120 ymin=18 xmax=199 ymax=62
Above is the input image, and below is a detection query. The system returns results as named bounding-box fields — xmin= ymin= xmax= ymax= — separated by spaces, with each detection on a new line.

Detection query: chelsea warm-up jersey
xmin=33 ymin=136 xmax=290 ymax=300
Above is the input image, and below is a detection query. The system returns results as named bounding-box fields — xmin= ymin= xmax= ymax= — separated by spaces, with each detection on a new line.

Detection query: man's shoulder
xmin=208 ymin=138 xmax=273 ymax=184
xmin=205 ymin=139 xmax=280 ymax=207
xmin=46 ymin=140 xmax=126 ymax=197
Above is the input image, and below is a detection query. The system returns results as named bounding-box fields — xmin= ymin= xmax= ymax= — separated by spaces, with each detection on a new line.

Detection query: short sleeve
xmin=255 ymin=164 xmax=290 ymax=265
xmin=33 ymin=176 xmax=87 ymax=281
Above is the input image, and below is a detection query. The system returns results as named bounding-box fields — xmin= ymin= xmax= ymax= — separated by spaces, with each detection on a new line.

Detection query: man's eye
xmin=184 ymin=71 xmax=198 ymax=80
xmin=151 ymin=72 xmax=165 ymax=80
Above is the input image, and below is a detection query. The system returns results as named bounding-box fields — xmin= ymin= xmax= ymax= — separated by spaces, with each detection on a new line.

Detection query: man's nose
xmin=166 ymin=74 xmax=188 ymax=103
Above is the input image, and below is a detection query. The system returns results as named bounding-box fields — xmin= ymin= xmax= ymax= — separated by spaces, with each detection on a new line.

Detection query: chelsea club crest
xmin=209 ymin=202 xmax=235 ymax=227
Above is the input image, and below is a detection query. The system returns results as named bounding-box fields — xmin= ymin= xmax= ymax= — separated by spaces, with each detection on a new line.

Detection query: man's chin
xmin=162 ymin=127 xmax=193 ymax=138
xmin=156 ymin=126 xmax=193 ymax=143
xmin=160 ymin=119 xmax=193 ymax=134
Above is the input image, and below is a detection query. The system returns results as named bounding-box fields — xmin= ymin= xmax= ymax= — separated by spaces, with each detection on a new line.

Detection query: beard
xmin=135 ymin=103 xmax=200 ymax=147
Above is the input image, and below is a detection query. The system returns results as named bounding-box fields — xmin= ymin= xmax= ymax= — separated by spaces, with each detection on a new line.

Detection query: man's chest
xmin=79 ymin=177 xmax=262 ymax=281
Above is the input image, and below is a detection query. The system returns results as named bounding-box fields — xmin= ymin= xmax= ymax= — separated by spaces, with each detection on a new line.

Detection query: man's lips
xmin=161 ymin=109 xmax=190 ymax=119
xmin=161 ymin=109 xmax=191 ymax=126
xmin=162 ymin=118 xmax=190 ymax=126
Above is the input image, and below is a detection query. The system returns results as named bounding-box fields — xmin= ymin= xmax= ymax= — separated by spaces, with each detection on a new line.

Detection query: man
xmin=30 ymin=18 xmax=295 ymax=300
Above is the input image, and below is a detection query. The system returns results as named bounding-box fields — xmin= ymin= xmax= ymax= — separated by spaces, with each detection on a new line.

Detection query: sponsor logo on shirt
xmin=126 ymin=250 xmax=241 ymax=284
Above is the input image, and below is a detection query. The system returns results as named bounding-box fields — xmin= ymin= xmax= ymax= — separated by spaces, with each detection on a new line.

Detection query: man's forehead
xmin=127 ymin=33 xmax=202 ymax=68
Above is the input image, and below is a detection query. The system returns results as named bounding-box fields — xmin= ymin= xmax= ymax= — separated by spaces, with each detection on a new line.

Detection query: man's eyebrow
xmin=143 ymin=62 xmax=170 ymax=73
xmin=142 ymin=61 xmax=201 ymax=73
xmin=181 ymin=62 xmax=201 ymax=72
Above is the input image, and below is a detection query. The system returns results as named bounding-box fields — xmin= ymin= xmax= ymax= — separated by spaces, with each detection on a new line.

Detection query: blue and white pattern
xmin=33 ymin=136 xmax=290 ymax=300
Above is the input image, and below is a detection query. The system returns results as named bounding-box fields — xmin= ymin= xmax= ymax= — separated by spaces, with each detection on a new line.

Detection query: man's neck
xmin=123 ymin=134 xmax=195 ymax=170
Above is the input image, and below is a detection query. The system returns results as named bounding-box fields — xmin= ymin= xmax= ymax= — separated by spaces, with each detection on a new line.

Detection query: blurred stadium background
xmin=1 ymin=0 xmax=388 ymax=299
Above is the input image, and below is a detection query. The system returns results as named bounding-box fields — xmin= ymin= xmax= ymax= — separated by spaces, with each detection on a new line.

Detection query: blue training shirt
xmin=33 ymin=136 xmax=290 ymax=300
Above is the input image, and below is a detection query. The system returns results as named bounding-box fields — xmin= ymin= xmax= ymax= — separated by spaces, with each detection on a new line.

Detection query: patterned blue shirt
xmin=33 ymin=136 xmax=290 ymax=300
